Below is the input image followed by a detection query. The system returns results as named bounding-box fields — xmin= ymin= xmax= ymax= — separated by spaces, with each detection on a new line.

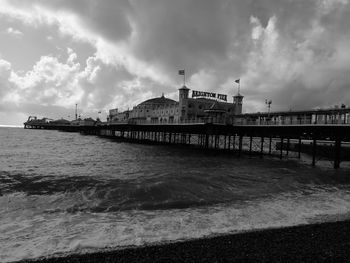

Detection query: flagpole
xmin=183 ymin=70 xmax=186 ymax=86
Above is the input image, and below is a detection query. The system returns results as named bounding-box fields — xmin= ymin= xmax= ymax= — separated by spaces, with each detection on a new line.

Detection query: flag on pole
xmin=178 ymin=69 xmax=185 ymax=75
xmin=235 ymin=78 xmax=241 ymax=94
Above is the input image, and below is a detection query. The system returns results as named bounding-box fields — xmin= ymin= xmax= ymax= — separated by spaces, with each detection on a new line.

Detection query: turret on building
xmin=233 ymin=92 xmax=244 ymax=115
xmin=179 ymin=85 xmax=190 ymax=121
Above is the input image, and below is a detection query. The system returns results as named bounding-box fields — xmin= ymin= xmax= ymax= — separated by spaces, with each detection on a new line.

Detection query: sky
xmin=0 ymin=0 xmax=350 ymax=125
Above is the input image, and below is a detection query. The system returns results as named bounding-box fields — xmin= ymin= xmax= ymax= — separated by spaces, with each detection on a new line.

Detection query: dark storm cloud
xmin=55 ymin=0 xmax=133 ymax=42
xmin=126 ymin=0 xmax=350 ymax=111
xmin=1 ymin=0 xmax=350 ymax=123
xmin=129 ymin=0 xmax=261 ymax=79
xmin=131 ymin=1 xmax=235 ymax=70
xmin=9 ymin=0 xmax=133 ymax=41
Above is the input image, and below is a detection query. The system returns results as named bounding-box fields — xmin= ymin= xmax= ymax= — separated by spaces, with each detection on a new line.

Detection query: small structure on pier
xmin=204 ymin=101 xmax=227 ymax=123
xmin=23 ymin=116 xmax=51 ymax=129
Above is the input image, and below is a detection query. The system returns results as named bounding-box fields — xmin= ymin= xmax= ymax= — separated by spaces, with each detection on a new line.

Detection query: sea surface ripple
xmin=1 ymin=127 xmax=350 ymax=262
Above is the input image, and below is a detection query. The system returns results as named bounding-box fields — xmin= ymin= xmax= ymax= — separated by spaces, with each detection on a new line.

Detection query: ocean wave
xmin=2 ymin=167 xmax=350 ymax=213
xmin=2 ymin=187 xmax=350 ymax=262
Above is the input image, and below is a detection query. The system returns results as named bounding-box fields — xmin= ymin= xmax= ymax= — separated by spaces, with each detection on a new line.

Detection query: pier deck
xmin=24 ymin=122 xmax=350 ymax=169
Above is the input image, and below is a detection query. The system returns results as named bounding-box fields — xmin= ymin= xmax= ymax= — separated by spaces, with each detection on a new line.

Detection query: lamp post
xmin=265 ymin=99 xmax=272 ymax=124
xmin=75 ymin=104 xmax=78 ymax=120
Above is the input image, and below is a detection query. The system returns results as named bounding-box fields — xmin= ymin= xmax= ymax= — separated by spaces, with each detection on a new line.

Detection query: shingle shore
xmin=18 ymin=220 xmax=350 ymax=262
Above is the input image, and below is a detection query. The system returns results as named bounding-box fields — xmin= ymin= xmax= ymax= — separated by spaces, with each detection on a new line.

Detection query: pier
xmin=23 ymin=84 xmax=350 ymax=169
xmin=24 ymin=120 xmax=350 ymax=169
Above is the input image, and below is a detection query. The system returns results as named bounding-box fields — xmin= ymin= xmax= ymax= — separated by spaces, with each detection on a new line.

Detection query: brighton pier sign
xmin=192 ymin=90 xmax=227 ymax=102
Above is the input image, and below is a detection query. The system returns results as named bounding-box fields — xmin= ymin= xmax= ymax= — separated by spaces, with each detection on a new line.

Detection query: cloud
xmin=0 ymin=0 xmax=350 ymax=125
xmin=0 ymin=59 xmax=13 ymax=97
xmin=0 ymin=48 xmax=152 ymax=122
xmin=3 ymin=51 xmax=83 ymax=113
xmin=6 ymin=27 xmax=23 ymax=37
xmin=241 ymin=1 xmax=350 ymax=111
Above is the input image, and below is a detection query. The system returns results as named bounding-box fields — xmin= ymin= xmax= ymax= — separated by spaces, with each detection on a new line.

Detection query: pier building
xmin=108 ymin=85 xmax=243 ymax=124
xmin=234 ymin=107 xmax=350 ymax=125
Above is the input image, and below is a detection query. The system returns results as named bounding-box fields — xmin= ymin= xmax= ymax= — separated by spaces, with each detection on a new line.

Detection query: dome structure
xmin=131 ymin=94 xmax=179 ymax=123
xmin=137 ymin=94 xmax=177 ymax=107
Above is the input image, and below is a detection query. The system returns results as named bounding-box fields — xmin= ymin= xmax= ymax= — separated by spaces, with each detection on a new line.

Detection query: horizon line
xmin=0 ymin=124 xmax=23 ymax=128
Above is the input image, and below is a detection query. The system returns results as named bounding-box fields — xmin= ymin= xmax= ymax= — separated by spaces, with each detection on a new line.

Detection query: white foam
xmin=2 ymin=187 xmax=350 ymax=262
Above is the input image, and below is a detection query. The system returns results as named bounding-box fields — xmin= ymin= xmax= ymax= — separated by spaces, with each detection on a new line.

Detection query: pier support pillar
xmin=280 ymin=137 xmax=283 ymax=159
xmin=334 ymin=138 xmax=341 ymax=169
xmin=249 ymin=136 xmax=253 ymax=156
xmin=312 ymin=136 xmax=317 ymax=167
xmin=205 ymin=134 xmax=209 ymax=149
xmin=238 ymin=135 xmax=243 ymax=157
xmin=260 ymin=136 xmax=264 ymax=158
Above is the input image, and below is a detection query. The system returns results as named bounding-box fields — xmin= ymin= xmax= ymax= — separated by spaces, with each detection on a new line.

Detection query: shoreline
xmin=18 ymin=219 xmax=350 ymax=263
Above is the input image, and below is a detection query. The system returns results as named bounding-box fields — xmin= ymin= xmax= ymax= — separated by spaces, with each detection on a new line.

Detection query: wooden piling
xmin=233 ymin=135 xmax=236 ymax=151
xmin=334 ymin=138 xmax=341 ymax=169
xmin=238 ymin=135 xmax=243 ymax=157
xmin=249 ymin=136 xmax=253 ymax=156
xmin=312 ymin=136 xmax=317 ymax=167
xmin=280 ymin=137 xmax=283 ymax=159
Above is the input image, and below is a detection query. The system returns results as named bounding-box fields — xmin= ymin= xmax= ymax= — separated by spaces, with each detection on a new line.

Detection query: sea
xmin=1 ymin=127 xmax=350 ymax=262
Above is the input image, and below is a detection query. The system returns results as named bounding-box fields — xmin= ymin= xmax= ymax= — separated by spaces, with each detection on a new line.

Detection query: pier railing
xmin=107 ymin=117 xmax=350 ymax=126
xmin=232 ymin=119 xmax=350 ymax=126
